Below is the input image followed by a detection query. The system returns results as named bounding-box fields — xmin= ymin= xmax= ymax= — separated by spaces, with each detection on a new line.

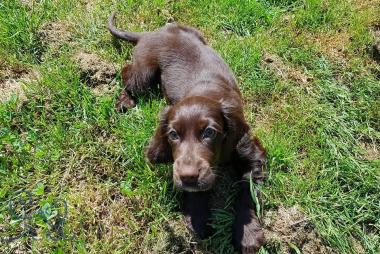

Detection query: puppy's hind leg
xmin=116 ymin=61 xmax=159 ymax=112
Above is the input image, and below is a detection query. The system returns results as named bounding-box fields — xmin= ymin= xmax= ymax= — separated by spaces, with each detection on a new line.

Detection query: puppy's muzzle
xmin=173 ymin=158 xmax=216 ymax=192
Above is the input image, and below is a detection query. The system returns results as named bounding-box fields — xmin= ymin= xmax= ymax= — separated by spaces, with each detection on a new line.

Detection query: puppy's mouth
xmin=173 ymin=170 xmax=216 ymax=192
xmin=175 ymin=181 xmax=212 ymax=192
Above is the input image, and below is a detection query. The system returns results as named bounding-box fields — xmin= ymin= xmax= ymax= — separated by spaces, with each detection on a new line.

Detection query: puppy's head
xmin=146 ymin=96 xmax=230 ymax=192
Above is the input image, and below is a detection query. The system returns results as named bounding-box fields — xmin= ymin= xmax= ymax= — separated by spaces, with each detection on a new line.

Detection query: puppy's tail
xmin=108 ymin=12 xmax=146 ymax=44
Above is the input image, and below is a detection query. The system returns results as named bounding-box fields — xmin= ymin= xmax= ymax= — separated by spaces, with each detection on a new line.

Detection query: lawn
xmin=0 ymin=0 xmax=379 ymax=253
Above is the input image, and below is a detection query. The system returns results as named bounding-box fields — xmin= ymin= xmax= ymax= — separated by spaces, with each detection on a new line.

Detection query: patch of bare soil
xmin=352 ymin=0 xmax=380 ymax=11
xmin=350 ymin=236 xmax=366 ymax=254
xmin=38 ymin=21 xmax=72 ymax=52
xmin=0 ymin=80 xmax=28 ymax=105
xmin=263 ymin=205 xmax=334 ymax=253
xmin=262 ymin=52 xmax=312 ymax=85
xmin=20 ymin=0 xmax=34 ymax=8
xmin=0 ymin=64 xmax=39 ymax=106
xmin=0 ymin=62 xmax=29 ymax=80
xmin=359 ymin=141 xmax=379 ymax=161
xmin=73 ymin=52 xmax=117 ymax=93
xmin=313 ymin=31 xmax=350 ymax=61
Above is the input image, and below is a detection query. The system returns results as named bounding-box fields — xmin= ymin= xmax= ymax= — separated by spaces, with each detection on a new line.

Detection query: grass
xmin=1 ymin=0 xmax=379 ymax=253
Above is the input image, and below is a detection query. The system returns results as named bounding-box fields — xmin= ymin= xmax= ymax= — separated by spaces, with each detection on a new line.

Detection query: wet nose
xmin=179 ymin=169 xmax=199 ymax=185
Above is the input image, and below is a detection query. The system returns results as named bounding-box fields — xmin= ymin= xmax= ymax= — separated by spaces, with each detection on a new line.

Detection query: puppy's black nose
xmin=180 ymin=170 xmax=199 ymax=185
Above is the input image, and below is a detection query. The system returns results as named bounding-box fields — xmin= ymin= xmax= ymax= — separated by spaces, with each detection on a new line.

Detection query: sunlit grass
xmin=1 ymin=0 xmax=379 ymax=253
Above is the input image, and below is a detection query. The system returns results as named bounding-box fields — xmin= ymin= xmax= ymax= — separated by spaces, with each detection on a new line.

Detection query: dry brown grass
xmin=262 ymin=52 xmax=313 ymax=85
xmin=264 ymin=206 xmax=334 ymax=254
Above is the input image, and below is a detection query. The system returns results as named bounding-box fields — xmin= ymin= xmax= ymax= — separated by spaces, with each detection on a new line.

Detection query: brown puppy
xmin=108 ymin=12 xmax=266 ymax=253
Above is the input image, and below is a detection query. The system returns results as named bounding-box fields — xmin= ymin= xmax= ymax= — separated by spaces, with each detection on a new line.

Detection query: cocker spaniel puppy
xmin=108 ymin=12 xmax=266 ymax=253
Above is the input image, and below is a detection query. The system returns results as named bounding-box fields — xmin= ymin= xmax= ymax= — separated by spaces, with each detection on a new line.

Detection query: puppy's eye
xmin=202 ymin=127 xmax=217 ymax=140
xmin=168 ymin=130 xmax=179 ymax=141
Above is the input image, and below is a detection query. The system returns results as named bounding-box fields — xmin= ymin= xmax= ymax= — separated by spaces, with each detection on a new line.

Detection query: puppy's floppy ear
xmin=145 ymin=106 xmax=173 ymax=164
xmin=237 ymin=134 xmax=266 ymax=183
xmin=219 ymin=98 xmax=249 ymax=139
xmin=220 ymin=98 xmax=266 ymax=182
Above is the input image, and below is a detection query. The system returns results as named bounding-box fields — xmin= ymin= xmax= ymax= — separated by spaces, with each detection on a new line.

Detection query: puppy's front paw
xmin=233 ymin=210 xmax=265 ymax=254
xmin=184 ymin=213 xmax=212 ymax=239
xmin=183 ymin=191 xmax=212 ymax=239
xmin=116 ymin=90 xmax=135 ymax=112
